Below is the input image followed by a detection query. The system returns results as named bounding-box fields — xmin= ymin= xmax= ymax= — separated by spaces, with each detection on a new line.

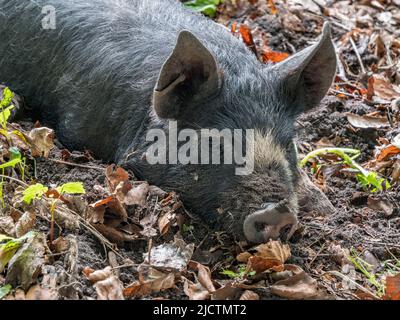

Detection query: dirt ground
xmin=1 ymin=0 xmax=400 ymax=300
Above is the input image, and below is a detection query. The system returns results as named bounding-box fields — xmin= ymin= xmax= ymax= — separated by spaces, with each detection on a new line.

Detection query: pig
xmin=0 ymin=0 xmax=337 ymax=243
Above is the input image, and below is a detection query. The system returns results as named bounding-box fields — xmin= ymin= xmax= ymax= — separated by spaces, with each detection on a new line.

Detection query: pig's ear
xmin=153 ymin=30 xmax=221 ymax=119
xmin=273 ymin=22 xmax=337 ymax=113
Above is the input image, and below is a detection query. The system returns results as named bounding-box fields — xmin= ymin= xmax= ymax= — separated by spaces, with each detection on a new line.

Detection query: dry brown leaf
xmin=195 ymin=262 xmax=216 ymax=293
xmin=51 ymin=236 xmax=70 ymax=253
xmin=124 ymin=183 xmax=149 ymax=206
xmin=392 ymin=159 xmax=400 ymax=183
xmin=270 ymin=264 xmax=320 ymax=299
xmin=238 ymin=24 xmax=257 ymax=56
xmin=246 ymin=256 xmax=284 ymax=274
xmin=14 ymin=210 xmax=36 ymax=238
xmin=82 ymin=267 xmax=95 ymax=279
xmin=158 ymin=211 xmax=176 ymax=236
xmin=211 ymin=283 xmax=241 ymax=300
xmin=105 ymin=165 xmax=130 ymax=192
xmin=383 ymin=274 xmax=400 ymax=300
xmin=239 ymin=290 xmax=260 ymax=300
xmin=25 ymin=284 xmax=59 ymax=300
xmin=254 ymin=240 xmax=291 ymax=263
xmin=346 ymin=113 xmax=390 ymax=129
xmin=377 ymin=145 xmax=400 ymax=161
xmin=28 ymin=127 xmax=54 ymax=158
xmin=123 ymin=267 xmax=175 ymax=298
xmin=236 ymin=252 xmax=252 ymax=263
xmin=86 ymin=266 xmax=113 ymax=283
xmin=184 ymin=279 xmax=210 ymax=300
xmin=367 ymin=197 xmax=394 ymax=217
xmin=261 ymin=49 xmax=289 ymax=63
xmin=94 ymin=275 xmax=124 ymax=300
xmin=0 ymin=215 xmax=15 ymax=236
xmin=370 ymin=75 xmax=400 ymax=101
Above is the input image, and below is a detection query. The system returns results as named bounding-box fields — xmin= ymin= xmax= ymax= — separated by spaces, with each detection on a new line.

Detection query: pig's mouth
xmin=243 ymin=199 xmax=298 ymax=243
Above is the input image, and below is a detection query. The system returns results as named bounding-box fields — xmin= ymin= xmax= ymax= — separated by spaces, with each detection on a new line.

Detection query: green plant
xmin=0 ymin=87 xmax=14 ymax=132
xmin=347 ymin=249 xmax=385 ymax=297
xmin=0 ymin=284 xmax=12 ymax=300
xmin=300 ymin=147 xmax=390 ymax=192
xmin=184 ymin=0 xmax=223 ymax=17
xmin=22 ymin=182 xmax=85 ymax=246
xmin=220 ymin=264 xmax=256 ymax=279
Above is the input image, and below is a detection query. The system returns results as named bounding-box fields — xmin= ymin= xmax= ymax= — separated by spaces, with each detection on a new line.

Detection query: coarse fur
xmin=0 ymin=0 xmax=336 ymax=241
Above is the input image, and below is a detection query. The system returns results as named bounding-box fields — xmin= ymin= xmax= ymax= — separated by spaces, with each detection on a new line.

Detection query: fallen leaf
xmin=236 ymin=252 xmax=252 ymax=263
xmin=254 ymin=240 xmax=291 ymax=263
xmin=184 ymin=279 xmax=210 ymax=300
xmin=270 ymin=265 xmax=320 ymax=299
xmin=94 ymin=274 xmax=124 ymax=300
xmin=238 ymin=24 xmax=258 ymax=56
xmin=144 ymin=237 xmax=194 ymax=271
xmin=123 ymin=266 xmax=175 ymax=298
xmin=0 ymin=284 xmax=12 ymax=299
xmin=124 ymin=183 xmax=149 ymax=206
xmin=14 ymin=210 xmax=36 ymax=238
xmin=28 ymin=127 xmax=54 ymax=158
xmin=0 ymin=215 xmax=15 ymax=236
xmin=261 ymin=49 xmax=289 ymax=63
xmin=158 ymin=211 xmax=176 ymax=236
xmin=52 ymin=236 xmax=70 ymax=253
xmin=383 ymin=274 xmax=400 ymax=300
xmin=376 ymin=144 xmax=400 ymax=161
xmin=346 ymin=113 xmax=390 ymax=129
xmin=105 ymin=165 xmax=130 ymax=192
xmin=367 ymin=197 xmax=394 ymax=217
xmin=369 ymin=75 xmax=400 ymax=101
xmin=25 ymin=284 xmax=59 ymax=300
xmin=267 ymin=0 xmax=277 ymax=15
xmin=211 ymin=283 xmax=241 ymax=300
xmin=246 ymin=256 xmax=284 ymax=274
xmin=239 ymin=290 xmax=260 ymax=300
xmin=5 ymin=232 xmax=48 ymax=291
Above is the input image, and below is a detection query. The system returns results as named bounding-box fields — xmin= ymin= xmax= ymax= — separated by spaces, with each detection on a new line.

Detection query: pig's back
xmin=0 ymin=0 xmax=254 ymax=159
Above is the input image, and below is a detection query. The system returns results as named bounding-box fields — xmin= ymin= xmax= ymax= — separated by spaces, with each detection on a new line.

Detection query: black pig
xmin=0 ymin=0 xmax=337 ymax=243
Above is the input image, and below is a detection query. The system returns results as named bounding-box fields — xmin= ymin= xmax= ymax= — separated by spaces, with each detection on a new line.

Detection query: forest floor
xmin=1 ymin=0 xmax=400 ymax=300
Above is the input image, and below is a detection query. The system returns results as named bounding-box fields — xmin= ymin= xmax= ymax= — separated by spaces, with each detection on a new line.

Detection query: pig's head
xmin=128 ymin=23 xmax=336 ymax=243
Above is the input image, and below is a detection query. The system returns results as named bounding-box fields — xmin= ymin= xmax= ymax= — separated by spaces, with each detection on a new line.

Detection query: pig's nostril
xmin=243 ymin=200 xmax=298 ymax=243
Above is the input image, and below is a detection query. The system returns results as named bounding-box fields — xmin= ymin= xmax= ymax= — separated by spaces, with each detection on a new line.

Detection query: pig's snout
xmin=243 ymin=199 xmax=298 ymax=243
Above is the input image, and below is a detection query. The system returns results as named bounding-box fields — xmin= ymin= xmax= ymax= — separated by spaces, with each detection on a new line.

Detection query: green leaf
xmin=184 ymin=0 xmax=222 ymax=17
xmin=0 ymin=237 xmax=24 ymax=272
xmin=9 ymin=147 xmax=21 ymax=161
xmin=56 ymin=182 xmax=85 ymax=195
xmin=0 ymin=105 xmax=15 ymax=128
xmin=0 ymin=87 xmax=14 ymax=108
xmin=220 ymin=269 xmax=240 ymax=278
xmin=0 ymin=284 xmax=12 ymax=299
xmin=0 ymin=157 xmax=21 ymax=170
xmin=0 ymin=182 xmax=4 ymax=208
xmin=22 ymin=183 xmax=48 ymax=204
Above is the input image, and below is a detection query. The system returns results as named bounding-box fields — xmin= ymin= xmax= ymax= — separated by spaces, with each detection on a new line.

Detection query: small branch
xmin=327 ymin=271 xmax=380 ymax=300
xmin=0 ymin=174 xmax=29 ymax=187
xmin=349 ymin=36 xmax=366 ymax=75
xmin=47 ymin=158 xmax=104 ymax=171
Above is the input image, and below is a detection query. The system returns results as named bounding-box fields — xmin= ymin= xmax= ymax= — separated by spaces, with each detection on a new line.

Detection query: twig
xmin=349 ymin=36 xmax=366 ymax=75
xmin=0 ymin=174 xmax=29 ymax=187
xmin=329 ymin=89 xmax=359 ymax=98
xmin=47 ymin=158 xmax=104 ymax=171
xmin=327 ymin=271 xmax=380 ymax=300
